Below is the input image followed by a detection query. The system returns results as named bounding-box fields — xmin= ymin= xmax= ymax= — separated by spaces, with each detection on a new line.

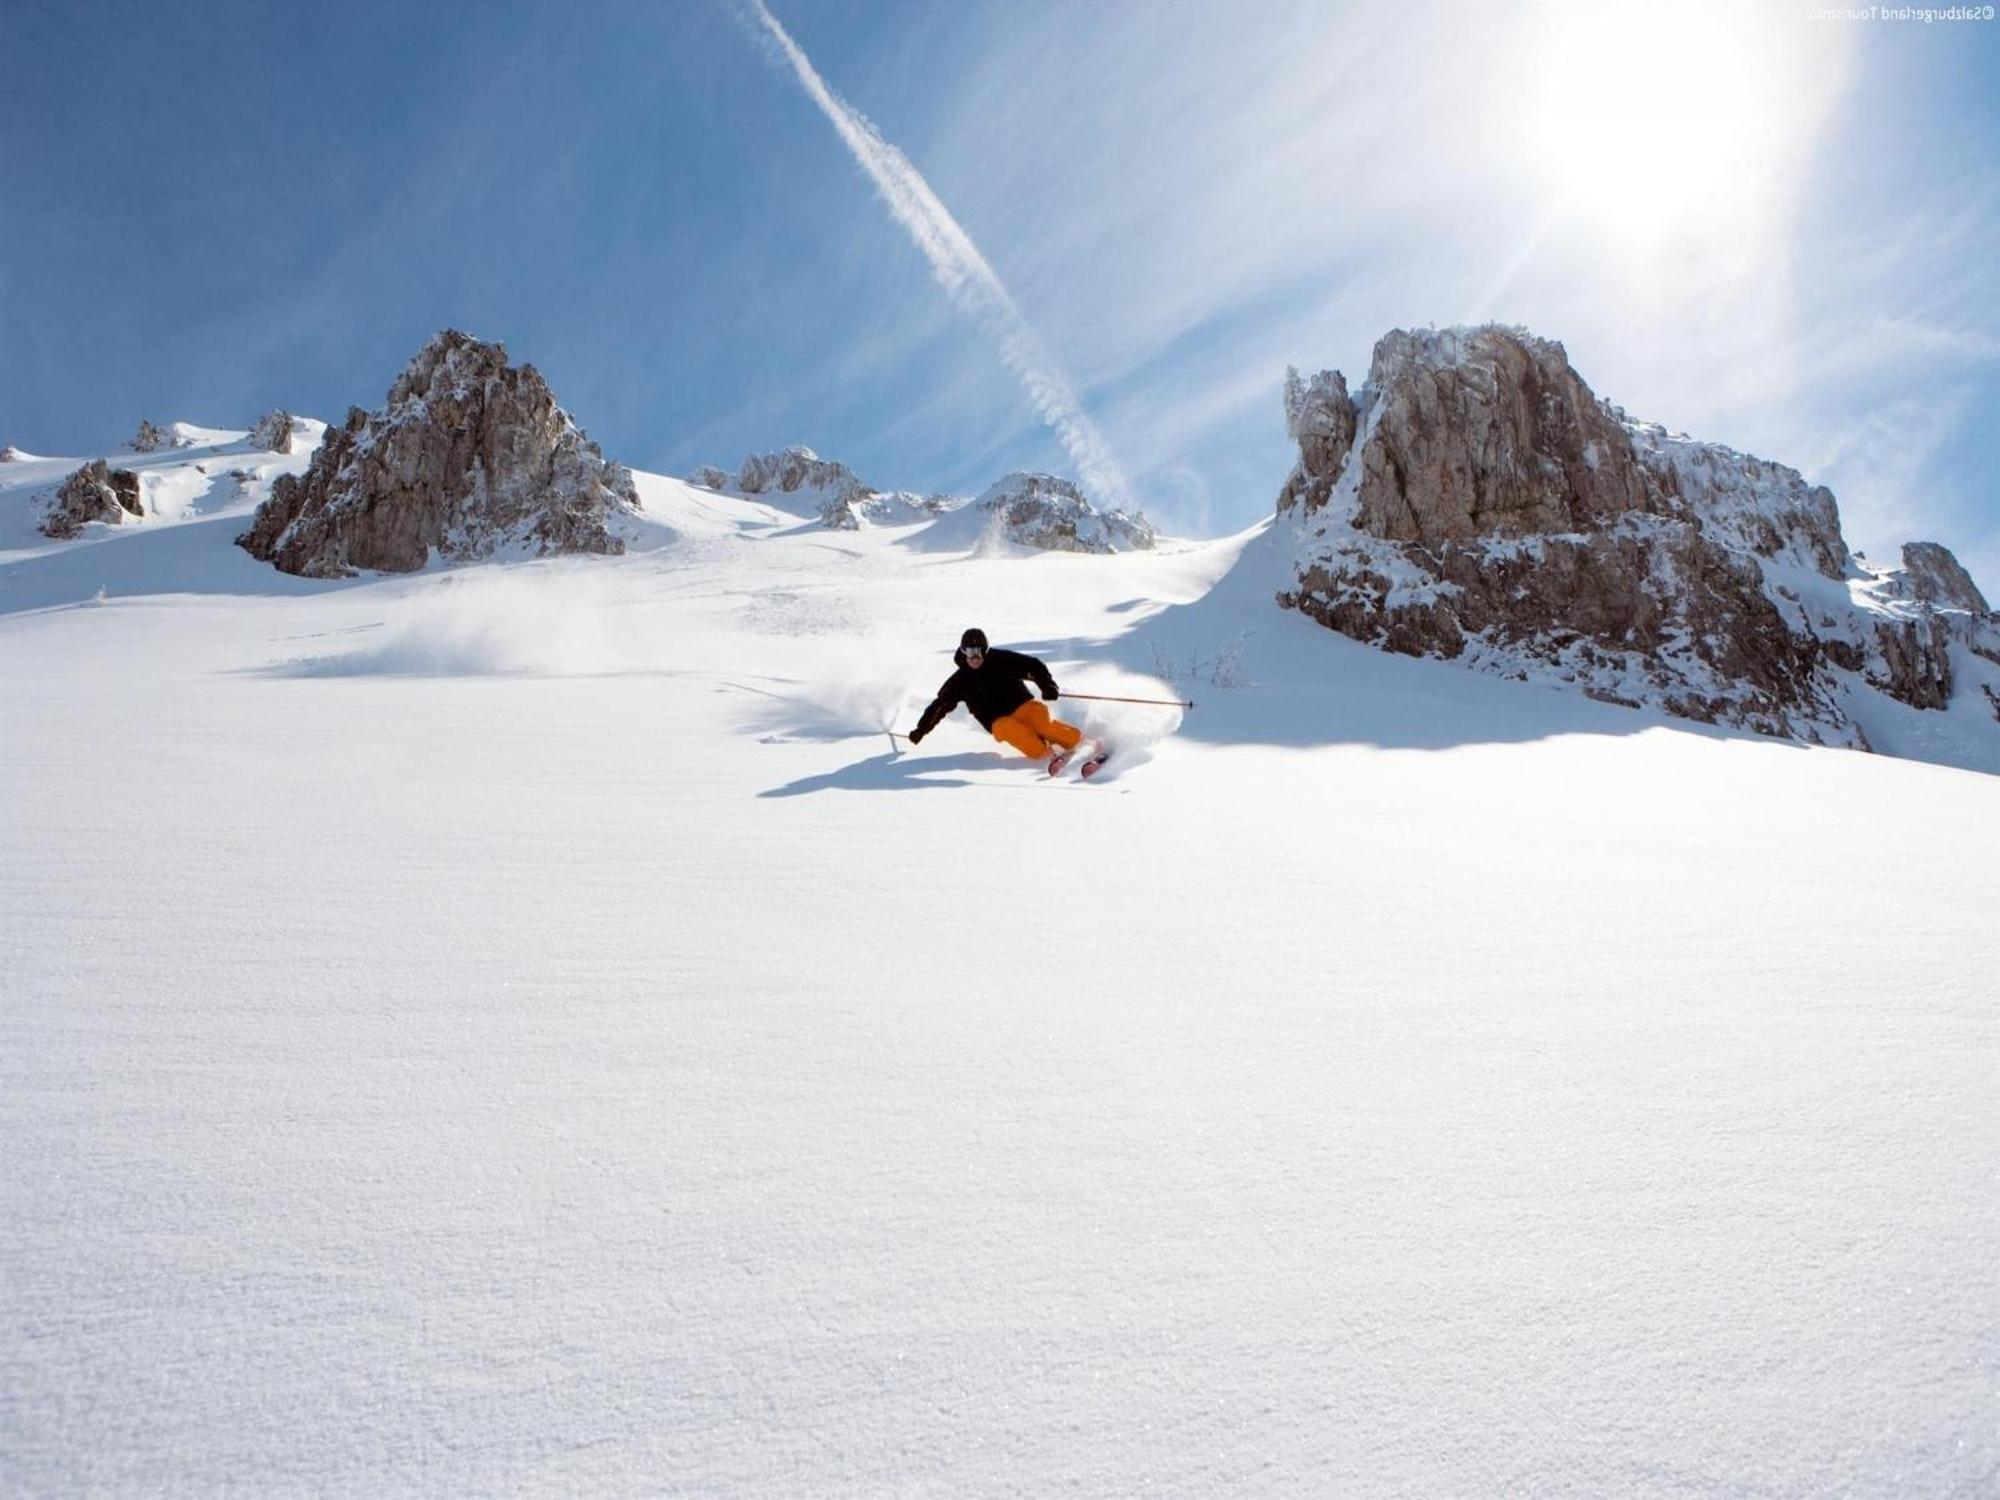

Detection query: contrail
xmin=739 ymin=0 xmax=1134 ymax=512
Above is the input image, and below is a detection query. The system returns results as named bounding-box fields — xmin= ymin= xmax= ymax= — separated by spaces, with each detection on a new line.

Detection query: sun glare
xmin=1528 ymin=3 xmax=1805 ymax=254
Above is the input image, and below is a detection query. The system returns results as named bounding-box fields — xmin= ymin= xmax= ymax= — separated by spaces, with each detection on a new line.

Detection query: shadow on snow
xmin=758 ymin=749 xmax=1043 ymax=798
xmin=0 ymin=512 xmax=370 ymax=616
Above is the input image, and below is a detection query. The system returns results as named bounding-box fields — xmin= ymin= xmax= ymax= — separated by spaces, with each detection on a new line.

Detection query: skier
xmin=906 ymin=628 xmax=1102 ymax=774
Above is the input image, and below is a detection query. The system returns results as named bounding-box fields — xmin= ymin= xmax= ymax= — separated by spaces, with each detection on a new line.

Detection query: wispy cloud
xmin=721 ymin=0 xmax=1988 ymax=567
xmin=912 ymin=3 xmax=1865 ymax=503
xmin=737 ymin=0 xmax=1133 ymax=511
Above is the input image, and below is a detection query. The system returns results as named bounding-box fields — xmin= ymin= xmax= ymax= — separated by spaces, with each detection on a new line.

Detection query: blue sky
xmin=3 ymin=0 xmax=1996 ymax=581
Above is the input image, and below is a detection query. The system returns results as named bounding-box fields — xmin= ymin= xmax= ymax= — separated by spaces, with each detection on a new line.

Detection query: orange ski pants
xmin=990 ymin=699 xmax=1083 ymax=758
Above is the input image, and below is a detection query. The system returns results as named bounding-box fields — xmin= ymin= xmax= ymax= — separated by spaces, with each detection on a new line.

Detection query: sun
xmin=1526 ymin=2 xmax=1805 ymax=254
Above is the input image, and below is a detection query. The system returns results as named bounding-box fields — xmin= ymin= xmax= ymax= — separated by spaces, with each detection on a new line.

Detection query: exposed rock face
xmin=247 ymin=410 xmax=297 ymax=454
xmin=688 ymin=465 xmax=730 ymax=491
xmin=1852 ymin=543 xmax=1995 ymax=710
xmin=238 ymin=331 xmax=638 ymax=578
xmin=1354 ymin=329 xmax=1660 ymax=542
xmin=1868 ymin=616 xmax=1956 ymax=711
xmin=1898 ymin=541 xmax=1990 ymax=614
xmin=1274 ymin=324 xmax=2000 ymax=748
xmin=823 ymin=489 xmax=955 ymax=530
xmin=738 ymin=446 xmax=866 ymax=503
xmin=728 ymin=446 xmax=955 ymax=530
xmin=1628 ymin=422 xmax=1847 ymax=581
xmin=1277 ymin=368 xmax=1357 ymax=515
xmin=0 ymin=444 xmax=24 ymax=463
xmin=41 ymin=460 xmax=144 ymax=538
xmin=128 ymin=420 xmax=187 ymax=453
xmin=968 ymin=472 xmax=1156 ymax=554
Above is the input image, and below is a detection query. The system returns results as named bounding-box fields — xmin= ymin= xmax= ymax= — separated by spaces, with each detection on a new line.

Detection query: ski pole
xmin=1059 ymin=692 xmax=1195 ymax=709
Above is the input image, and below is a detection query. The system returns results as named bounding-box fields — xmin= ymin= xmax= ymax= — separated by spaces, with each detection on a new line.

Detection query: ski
xmin=1047 ymin=738 xmax=1106 ymax=778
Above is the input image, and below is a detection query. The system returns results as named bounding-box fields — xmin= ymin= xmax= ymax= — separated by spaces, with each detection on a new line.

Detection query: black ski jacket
xmin=913 ymin=647 xmax=1059 ymax=737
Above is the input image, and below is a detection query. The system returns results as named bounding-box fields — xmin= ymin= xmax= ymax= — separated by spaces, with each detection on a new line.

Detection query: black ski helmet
xmin=959 ymin=627 xmax=989 ymax=652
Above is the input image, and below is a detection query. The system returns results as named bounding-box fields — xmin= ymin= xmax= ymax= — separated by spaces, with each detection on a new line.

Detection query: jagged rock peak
xmin=390 ymin=329 xmax=508 ymax=407
xmin=737 ymin=446 xmax=867 ymax=500
xmin=688 ymin=465 xmax=730 ymax=491
xmin=41 ymin=460 xmax=144 ymax=539
xmin=1360 ymin=324 xmax=1663 ymax=542
xmin=1368 ymin=322 xmax=1567 ymax=381
xmin=1277 ymin=367 xmax=1357 ymax=516
xmin=1271 ymin=322 xmax=1999 ymax=749
xmin=1899 ymin=541 xmax=1991 ymax=616
xmin=237 ymin=329 xmax=638 ymax=578
xmin=971 ymin=472 xmax=1156 ymax=554
xmin=247 ymin=410 xmax=296 ymax=454
xmin=0 ymin=444 xmax=25 ymax=462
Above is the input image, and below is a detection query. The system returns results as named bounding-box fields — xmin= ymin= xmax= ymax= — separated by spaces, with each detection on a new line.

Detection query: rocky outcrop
xmin=1630 ymin=423 xmax=1847 ymax=581
xmin=1897 ymin=541 xmax=1990 ymax=615
xmin=710 ymin=448 xmax=1135 ymax=545
xmin=1351 ymin=329 xmax=1662 ymax=542
xmin=724 ymin=446 xmax=956 ymax=530
xmin=40 ymin=460 xmax=144 ymax=538
xmin=127 ymin=420 xmax=187 ymax=453
xmin=1868 ymin=616 xmax=1956 ymax=711
xmin=247 ymin=410 xmax=297 ymax=454
xmin=238 ymin=330 xmax=638 ymax=578
xmin=822 ymin=489 xmax=955 ymax=530
xmin=737 ymin=446 xmax=867 ymax=504
xmin=1852 ymin=543 xmax=1995 ymax=711
xmin=1276 ymin=369 xmax=1357 ymax=516
xmin=0 ymin=444 xmax=24 ymax=463
xmin=967 ymin=473 xmax=1155 ymax=554
xmin=1274 ymin=324 xmax=1999 ymax=748
xmin=688 ymin=465 xmax=730 ymax=491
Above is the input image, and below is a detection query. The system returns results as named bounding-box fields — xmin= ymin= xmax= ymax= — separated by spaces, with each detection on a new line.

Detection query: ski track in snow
xmin=2 ymin=466 xmax=1997 ymax=1496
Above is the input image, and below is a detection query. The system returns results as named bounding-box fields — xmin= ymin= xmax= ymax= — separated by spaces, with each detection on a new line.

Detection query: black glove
xmin=907 ymin=726 xmax=925 ymax=745
xmin=1042 ymin=682 xmax=1060 ymax=700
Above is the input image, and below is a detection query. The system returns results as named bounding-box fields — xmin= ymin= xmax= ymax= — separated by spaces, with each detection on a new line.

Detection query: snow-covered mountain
xmin=1274 ymin=325 xmax=1999 ymax=759
xmin=910 ymin=470 xmax=1158 ymax=555
xmin=701 ymin=444 xmax=959 ymax=530
xmin=3 ymin=329 xmax=1997 ymax=1495
xmin=689 ymin=445 xmax=1161 ymax=547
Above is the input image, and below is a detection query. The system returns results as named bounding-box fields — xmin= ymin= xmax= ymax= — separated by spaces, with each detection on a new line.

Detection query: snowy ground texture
xmin=3 ymin=439 xmax=1998 ymax=1496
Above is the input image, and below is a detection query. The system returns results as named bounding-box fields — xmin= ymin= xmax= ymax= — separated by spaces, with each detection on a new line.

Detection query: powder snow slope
xmin=1 ymin=470 xmax=1996 ymax=1497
